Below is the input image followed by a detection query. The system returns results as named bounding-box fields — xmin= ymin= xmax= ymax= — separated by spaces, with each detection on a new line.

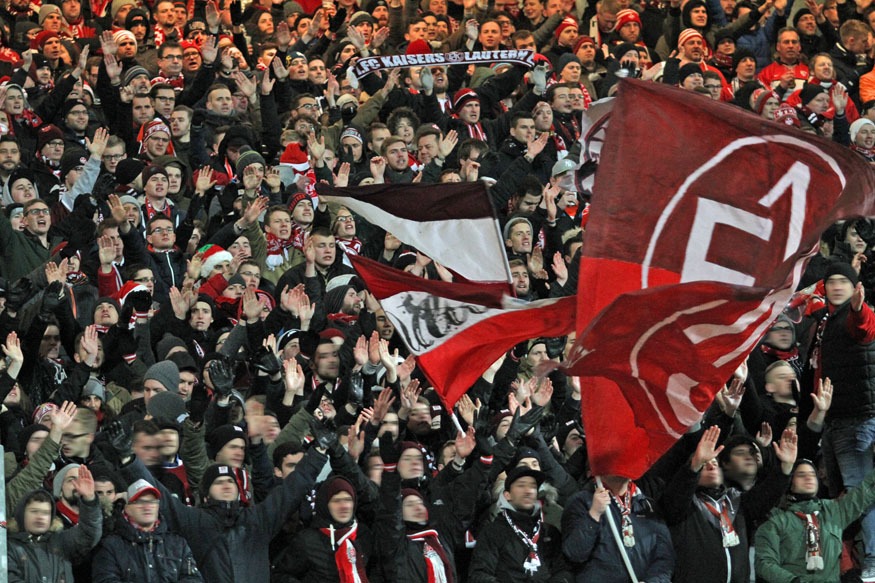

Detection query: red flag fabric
xmin=317 ymin=182 xmax=512 ymax=283
xmin=563 ymin=79 xmax=875 ymax=479
xmin=349 ymin=255 xmax=575 ymax=409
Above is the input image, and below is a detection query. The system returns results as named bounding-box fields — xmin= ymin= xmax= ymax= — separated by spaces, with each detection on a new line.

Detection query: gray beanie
xmin=503 ymin=216 xmax=533 ymax=241
xmin=83 ymin=378 xmax=106 ymax=402
xmin=123 ymin=65 xmax=150 ymax=86
xmin=144 ymin=361 xmax=180 ymax=393
xmin=53 ymin=463 xmax=82 ymax=498
xmin=156 ymin=334 xmax=187 ymax=362
xmin=147 ymin=391 xmax=187 ymax=424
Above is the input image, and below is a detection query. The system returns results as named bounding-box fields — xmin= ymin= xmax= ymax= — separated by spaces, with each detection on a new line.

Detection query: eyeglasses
xmin=336 ymin=216 xmax=354 ymax=222
xmin=161 ymin=54 xmax=183 ymax=60
xmin=104 ymin=154 xmax=125 ymax=161
xmin=133 ymin=276 xmax=155 ymax=283
xmin=45 ymin=140 xmax=64 ymax=147
xmin=297 ymin=103 xmax=320 ymax=110
xmin=27 ymin=208 xmax=50 ymax=216
xmin=150 ymin=227 xmax=174 ymax=235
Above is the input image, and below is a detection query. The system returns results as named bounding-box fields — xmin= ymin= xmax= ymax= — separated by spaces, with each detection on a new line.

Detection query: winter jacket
xmin=469 ymin=498 xmax=571 ymax=582
xmin=562 ymin=483 xmax=674 ymax=582
xmin=92 ymin=513 xmax=202 ymax=583
xmin=811 ymin=301 xmax=875 ymax=420
xmin=661 ymin=463 xmax=790 ymax=583
xmin=755 ymin=468 xmax=875 ymax=582
xmin=121 ymin=448 xmax=326 ymax=583
xmin=0 ymin=209 xmax=56 ymax=282
xmin=8 ymin=492 xmax=102 ymax=583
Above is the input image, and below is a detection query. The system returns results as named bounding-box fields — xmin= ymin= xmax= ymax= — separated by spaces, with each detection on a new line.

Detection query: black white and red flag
xmin=349 ymin=255 xmax=575 ymax=410
xmin=562 ymin=80 xmax=875 ymax=479
xmin=317 ymin=182 xmax=512 ymax=284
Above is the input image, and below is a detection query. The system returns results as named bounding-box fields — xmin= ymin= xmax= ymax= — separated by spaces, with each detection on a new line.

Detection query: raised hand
xmin=195 ymin=166 xmax=217 ymax=194
xmin=454 ymin=426 xmax=476 ymax=459
xmin=755 ymin=422 xmax=773 ymax=448
xmin=812 ymin=377 xmax=833 ymax=412
xmin=72 ymin=464 xmax=96 ymax=501
xmin=400 ymin=379 xmax=422 ymax=410
xmin=283 ymin=359 xmax=305 ymax=395
xmin=370 ymin=388 xmax=396 ymax=426
xmin=531 ymin=378 xmax=553 ymax=407
xmin=107 ymin=193 xmax=128 ymax=225
xmin=209 ymin=357 xmax=235 ymax=397
xmin=691 ymin=425 xmax=723 ymax=471
xmin=439 ymin=130 xmax=458 ymax=159
xmin=86 ymin=127 xmax=108 ymax=159
xmin=241 ymin=288 xmax=265 ymax=322
xmin=335 ymin=162 xmax=351 ymax=188
xmin=353 ymin=335 xmax=368 ymax=367
xmin=261 ymin=71 xmax=275 ymax=95
xmin=715 ymin=376 xmax=745 ymax=417
xmin=242 ymin=196 xmax=267 ymax=227
xmin=104 ymin=53 xmax=122 ymax=82
xmin=264 ymin=166 xmax=281 ymax=191
xmin=49 ymin=401 xmax=78 ymax=439
xmin=456 ymin=393 xmax=476 ymax=426
xmin=773 ymin=427 xmax=799 ymax=473
xmin=100 ymin=30 xmax=118 ymax=56
xmin=275 ymin=22 xmax=292 ymax=50
xmin=372 ymin=26 xmax=390 ymax=49
xmin=852 ymin=281 xmax=866 ymax=312
xmin=552 ymin=251 xmax=568 ymax=285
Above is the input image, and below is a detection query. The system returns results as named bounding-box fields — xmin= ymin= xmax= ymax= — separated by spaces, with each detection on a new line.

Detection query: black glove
xmin=126 ymin=289 xmax=152 ymax=313
xmin=511 ymin=340 xmax=529 ymax=360
xmin=505 ymin=407 xmax=544 ymax=445
xmin=209 ymin=357 xmax=235 ymax=397
xmin=379 ymin=432 xmax=400 ymax=465
xmin=106 ymin=419 xmax=134 ymax=459
xmin=229 ymin=0 xmax=242 ymax=25
xmin=329 ymin=7 xmax=347 ymax=31
xmin=40 ymin=281 xmax=63 ymax=315
xmin=252 ymin=346 xmax=282 ymax=376
xmin=306 ymin=386 xmax=327 ymax=415
xmin=5 ymin=278 xmax=32 ymax=312
xmin=308 ymin=416 xmax=338 ymax=450
xmin=348 ymin=372 xmax=364 ymax=406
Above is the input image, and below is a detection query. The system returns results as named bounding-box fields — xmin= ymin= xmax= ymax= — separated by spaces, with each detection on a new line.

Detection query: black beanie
xmin=824 ymin=261 xmax=859 ymax=287
xmin=678 ymin=63 xmax=703 ymax=85
xmin=793 ymin=8 xmax=813 ymax=28
xmin=799 ymin=83 xmax=828 ymax=106
xmin=208 ymin=424 xmax=248 ymax=457
xmin=733 ymin=47 xmax=756 ymax=70
xmin=18 ymin=424 xmax=49 ymax=458
xmin=200 ymin=463 xmax=236 ymax=495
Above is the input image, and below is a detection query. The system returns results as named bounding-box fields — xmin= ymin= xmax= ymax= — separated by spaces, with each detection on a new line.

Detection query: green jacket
xmin=5 ymin=434 xmax=60 ymax=517
xmin=0 ymin=208 xmax=53 ymax=282
xmin=755 ymin=469 xmax=875 ymax=582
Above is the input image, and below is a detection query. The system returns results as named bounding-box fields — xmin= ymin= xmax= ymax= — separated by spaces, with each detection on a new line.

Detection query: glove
xmin=379 ymin=432 xmax=400 ymax=465
xmin=106 ymin=419 xmax=134 ymax=459
xmin=306 ymin=385 xmax=327 ymax=414
xmin=348 ymin=372 xmax=364 ymax=406
xmin=345 ymin=66 xmax=360 ymax=90
xmin=420 ymin=66 xmax=434 ymax=94
xmin=209 ymin=357 xmax=234 ymax=397
xmin=40 ymin=281 xmax=63 ymax=316
xmin=465 ymin=20 xmax=479 ymax=41
xmin=308 ymin=416 xmax=338 ymax=450
xmin=126 ymin=289 xmax=152 ymax=313
xmin=252 ymin=346 xmax=282 ymax=376
xmin=531 ymin=63 xmax=548 ymax=94
xmin=511 ymin=340 xmax=529 ymax=361
xmin=505 ymin=407 xmax=544 ymax=444
xmin=229 ymin=0 xmax=242 ymax=26
xmin=617 ymin=59 xmax=637 ymax=79
xmin=329 ymin=7 xmax=347 ymax=31
xmin=6 ymin=278 xmax=32 ymax=312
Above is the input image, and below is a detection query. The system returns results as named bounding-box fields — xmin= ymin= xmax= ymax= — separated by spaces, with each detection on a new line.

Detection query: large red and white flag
xmin=317 ymin=182 xmax=512 ymax=283
xmin=350 ymin=255 xmax=575 ymax=409
xmin=563 ymin=80 xmax=875 ymax=479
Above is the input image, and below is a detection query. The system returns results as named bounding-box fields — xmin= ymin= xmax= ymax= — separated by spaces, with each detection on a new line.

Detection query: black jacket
xmin=121 ymin=448 xmax=326 ymax=583
xmin=92 ymin=513 xmax=202 ymax=583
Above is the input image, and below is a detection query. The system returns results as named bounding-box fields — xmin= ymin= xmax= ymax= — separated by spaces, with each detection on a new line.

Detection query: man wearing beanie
xmin=143 ymin=360 xmax=181 ymax=405
xmin=808 ymin=259 xmax=875 ymax=580
xmin=56 ymin=127 xmax=108 ymax=217
xmin=118 ymin=431 xmax=327 ymax=582
xmin=794 ymin=7 xmax=833 ymax=59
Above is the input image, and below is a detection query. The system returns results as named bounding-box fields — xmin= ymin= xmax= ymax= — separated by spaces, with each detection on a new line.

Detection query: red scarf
xmin=328 ymin=313 xmax=359 ymax=325
xmin=407 ymin=529 xmax=454 ymax=583
xmin=56 ymin=500 xmax=79 ymax=525
xmin=502 ymin=508 xmax=544 ymax=576
xmin=144 ymin=198 xmax=172 ymax=221
xmin=700 ymin=495 xmax=740 ymax=547
xmin=851 ymin=143 xmax=875 ymax=161
xmin=319 ymin=521 xmax=368 ymax=582
xmin=337 ymin=237 xmax=362 ymax=256
xmin=609 ymin=482 xmax=637 ymax=547
xmin=265 ymin=232 xmax=297 ymax=271
xmin=794 ymin=511 xmax=824 ymax=571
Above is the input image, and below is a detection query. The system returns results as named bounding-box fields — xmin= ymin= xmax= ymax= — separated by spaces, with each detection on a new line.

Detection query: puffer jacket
xmin=92 ymin=513 xmax=202 ymax=583
xmin=8 ymin=490 xmax=102 ymax=583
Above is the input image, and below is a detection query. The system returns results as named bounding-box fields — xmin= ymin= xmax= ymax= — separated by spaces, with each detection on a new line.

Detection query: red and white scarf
xmin=700 ymin=495 xmax=740 ymax=547
xmin=144 ymin=197 xmax=172 ymax=222
xmin=794 ymin=511 xmax=824 ymax=571
xmin=503 ymin=508 xmax=544 ymax=576
xmin=610 ymin=482 xmax=636 ymax=547
xmin=265 ymin=232 xmax=297 ymax=271
xmin=407 ymin=529 xmax=453 ymax=583
xmin=337 ymin=237 xmax=362 ymax=256
xmin=320 ymin=521 xmax=368 ymax=582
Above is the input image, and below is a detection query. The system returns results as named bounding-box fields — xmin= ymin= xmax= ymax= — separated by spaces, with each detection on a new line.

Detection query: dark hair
xmin=146 ymin=214 xmax=174 ymax=233
xmin=387 ymin=107 xmax=420 ymax=135
xmin=150 ymin=83 xmax=175 ymax=99
xmin=272 ymin=441 xmax=304 ymax=468
xmin=158 ymin=41 xmax=182 ymax=58
xmin=510 ymin=111 xmax=534 ymax=128
xmin=459 ymin=138 xmax=488 ymax=161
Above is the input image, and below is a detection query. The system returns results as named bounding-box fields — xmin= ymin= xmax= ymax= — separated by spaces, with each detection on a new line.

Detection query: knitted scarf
xmin=851 ymin=143 xmax=875 ymax=162
xmin=610 ymin=482 xmax=637 ymax=547
xmin=320 ymin=521 xmax=368 ymax=582
xmin=794 ymin=510 xmax=824 ymax=571
xmin=407 ymin=528 xmax=453 ymax=583
xmin=265 ymin=232 xmax=296 ymax=270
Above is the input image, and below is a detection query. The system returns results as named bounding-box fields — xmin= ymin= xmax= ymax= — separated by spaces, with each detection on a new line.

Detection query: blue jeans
xmin=822 ymin=416 xmax=875 ymax=563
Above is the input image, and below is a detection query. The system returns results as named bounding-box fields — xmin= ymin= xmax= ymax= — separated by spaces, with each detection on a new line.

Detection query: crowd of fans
xmin=3 ymin=0 xmax=875 ymax=580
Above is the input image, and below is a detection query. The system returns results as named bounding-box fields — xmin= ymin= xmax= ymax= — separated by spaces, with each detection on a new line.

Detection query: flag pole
xmin=595 ymin=476 xmax=640 ymax=583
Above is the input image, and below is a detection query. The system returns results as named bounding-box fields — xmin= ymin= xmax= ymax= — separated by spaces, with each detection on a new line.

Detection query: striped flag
xmin=317 ymin=182 xmax=513 ymax=284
